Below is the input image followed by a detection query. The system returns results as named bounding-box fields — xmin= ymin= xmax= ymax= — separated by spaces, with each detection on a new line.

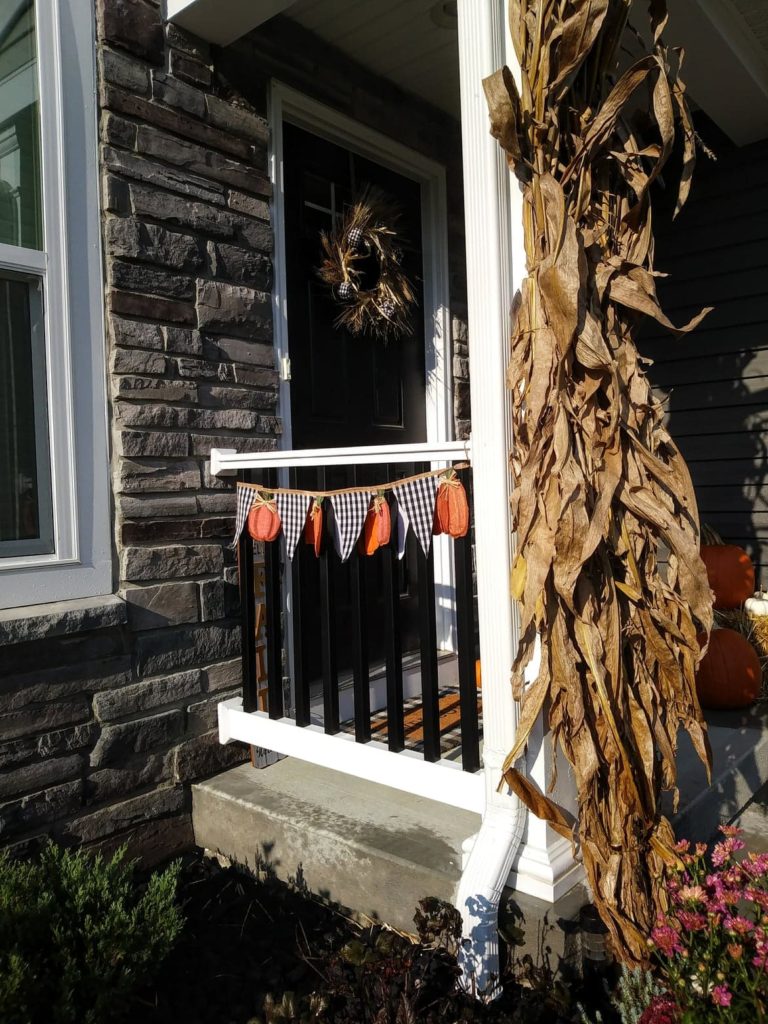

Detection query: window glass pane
xmin=0 ymin=0 xmax=42 ymax=249
xmin=0 ymin=271 xmax=53 ymax=555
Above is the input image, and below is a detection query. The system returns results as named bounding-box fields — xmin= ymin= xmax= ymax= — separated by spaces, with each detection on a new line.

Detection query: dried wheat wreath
xmin=318 ymin=189 xmax=416 ymax=339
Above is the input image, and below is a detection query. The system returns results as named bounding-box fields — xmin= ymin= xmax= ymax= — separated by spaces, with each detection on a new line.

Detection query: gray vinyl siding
xmin=642 ymin=137 xmax=768 ymax=583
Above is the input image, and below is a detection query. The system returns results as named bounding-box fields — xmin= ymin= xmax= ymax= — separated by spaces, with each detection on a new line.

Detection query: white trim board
xmin=0 ymin=0 xmax=111 ymax=608
xmin=218 ymin=696 xmax=484 ymax=814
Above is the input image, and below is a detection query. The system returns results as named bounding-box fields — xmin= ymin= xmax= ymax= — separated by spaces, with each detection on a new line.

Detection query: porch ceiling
xmin=168 ymin=0 xmax=768 ymax=145
xmin=284 ymin=0 xmax=461 ymax=117
xmin=629 ymin=0 xmax=768 ymax=146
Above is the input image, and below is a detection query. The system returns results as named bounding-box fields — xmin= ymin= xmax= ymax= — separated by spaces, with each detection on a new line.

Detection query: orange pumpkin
xmin=360 ymin=495 xmax=391 ymax=556
xmin=700 ymin=544 xmax=755 ymax=609
xmin=247 ymin=497 xmax=281 ymax=542
xmin=436 ymin=472 xmax=469 ymax=538
xmin=304 ymin=498 xmax=323 ymax=557
xmin=695 ymin=628 xmax=761 ymax=710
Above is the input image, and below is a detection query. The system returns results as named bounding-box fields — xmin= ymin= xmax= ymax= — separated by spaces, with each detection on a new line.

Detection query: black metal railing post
xmin=383 ymin=490 xmax=405 ymax=752
xmin=238 ymin=468 xmax=259 ymax=714
xmin=319 ymin=470 xmax=340 ymax=734
xmin=418 ymin=541 xmax=440 ymax=761
xmin=289 ymin=468 xmax=310 ymax=727
xmin=263 ymin=467 xmax=284 ymax=720
xmin=454 ymin=467 xmax=481 ymax=772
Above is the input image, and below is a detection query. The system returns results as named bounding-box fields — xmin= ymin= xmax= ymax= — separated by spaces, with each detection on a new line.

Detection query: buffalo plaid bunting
xmin=393 ymin=474 xmax=439 ymax=556
xmin=276 ymin=492 xmax=311 ymax=560
xmin=232 ymin=484 xmax=255 ymax=548
xmin=329 ymin=491 xmax=372 ymax=562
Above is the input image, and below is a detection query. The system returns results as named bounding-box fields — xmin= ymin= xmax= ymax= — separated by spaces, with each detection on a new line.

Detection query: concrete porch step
xmin=670 ymin=705 xmax=768 ymax=842
xmin=192 ymin=757 xmax=482 ymax=933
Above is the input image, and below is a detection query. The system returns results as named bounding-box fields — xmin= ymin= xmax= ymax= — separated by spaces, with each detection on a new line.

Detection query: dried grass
xmin=318 ymin=190 xmax=416 ymax=339
xmin=485 ymin=0 xmax=714 ymax=962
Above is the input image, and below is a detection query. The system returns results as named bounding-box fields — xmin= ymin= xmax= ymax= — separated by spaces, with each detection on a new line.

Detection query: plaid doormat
xmin=340 ymin=687 xmax=483 ymax=760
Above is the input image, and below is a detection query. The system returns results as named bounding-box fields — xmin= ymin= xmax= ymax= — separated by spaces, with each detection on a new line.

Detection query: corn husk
xmin=486 ymin=0 xmax=714 ymax=962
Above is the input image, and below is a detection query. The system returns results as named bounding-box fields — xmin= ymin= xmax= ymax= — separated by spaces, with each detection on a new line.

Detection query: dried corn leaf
xmin=486 ymin=0 xmax=714 ymax=963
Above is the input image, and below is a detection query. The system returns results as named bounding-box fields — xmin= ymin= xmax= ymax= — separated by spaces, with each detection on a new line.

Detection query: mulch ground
xmin=129 ymin=851 xmax=602 ymax=1024
xmin=131 ymin=854 xmax=351 ymax=1024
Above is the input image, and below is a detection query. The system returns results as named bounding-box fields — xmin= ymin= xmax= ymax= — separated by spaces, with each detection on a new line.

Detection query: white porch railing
xmin=211 ymin=439 xmax=484 ymax=813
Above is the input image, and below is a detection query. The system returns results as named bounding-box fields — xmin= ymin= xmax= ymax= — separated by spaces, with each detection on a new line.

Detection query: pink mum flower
xmin=711 ymin=984 xmax=732 ymax=1007
xmin=651 ymin=922 xmax=684 ymax=957
xmin=719 ymin=824 xmax=743 ymax=838
xmin=677 ymin=910 xmax=707 ymax=932
xmin=678 ymin=884 xmax=706 ymax=904
xmin=725 ymin=914 xmax=754 ymax=935
xmin=638 ymin=996 xmax=679 ymax=1024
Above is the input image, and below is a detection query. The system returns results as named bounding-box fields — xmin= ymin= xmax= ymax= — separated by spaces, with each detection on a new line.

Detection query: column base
xmin=507 ymin=833 xmax=584 ymax=903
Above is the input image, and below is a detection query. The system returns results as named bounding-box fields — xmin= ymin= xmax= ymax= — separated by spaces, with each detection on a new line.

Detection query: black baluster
xmin=351 ymin=548 xmax=370 ymax=745
xmin=320 ymin=469 xmax=340 ymax=734
xmin=418 ymin=541 xmax=440 ymax=762
xmin=455 ymin=467 xmax=480 ymax=772
xmin=290 ymin=468 xmax=310 ymax=727
xmin=383 ymin=488 xmax=404 ymax=752
xmin=238 ymin=469 xmax=258 ymax=714
xmin=264 ymin=468 xmax=284 ymax=720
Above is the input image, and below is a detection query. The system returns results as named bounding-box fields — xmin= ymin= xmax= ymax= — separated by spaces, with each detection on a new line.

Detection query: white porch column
xmin=454 ymin=1 xmax=582 ymax=965
xmin=454 ymin=0 xmax=523 ymax=993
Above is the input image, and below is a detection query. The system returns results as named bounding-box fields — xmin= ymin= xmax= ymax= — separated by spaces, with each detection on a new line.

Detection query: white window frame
xmin=0 ymin=0 xmax=111 ymax=609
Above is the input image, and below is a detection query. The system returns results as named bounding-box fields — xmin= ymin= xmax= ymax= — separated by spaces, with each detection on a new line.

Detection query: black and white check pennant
xmin=394 ymin=474 xmax=439 ymax=556
xmin=329 ymin=491 xmax=372 ymax=562
xmin=232 ymin=484 xmax=255 ymax=548
xmin=276 ymin=492 xmax=311 ymax=560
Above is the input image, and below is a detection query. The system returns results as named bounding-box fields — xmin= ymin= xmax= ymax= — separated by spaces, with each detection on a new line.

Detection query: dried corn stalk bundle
xmin=485 ymin=0 xmax=714 ymax=962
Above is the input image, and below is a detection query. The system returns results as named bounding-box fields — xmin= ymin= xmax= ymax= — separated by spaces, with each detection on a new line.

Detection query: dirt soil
xmin=129 ymin=851 xmax=594 ymax=1024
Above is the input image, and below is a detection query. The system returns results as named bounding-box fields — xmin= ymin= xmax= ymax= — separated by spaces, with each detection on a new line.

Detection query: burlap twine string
xmin=235 ymin=462 xmax=470 ymax=499
xmin=250 ymin=493 xmax=277 ymax=509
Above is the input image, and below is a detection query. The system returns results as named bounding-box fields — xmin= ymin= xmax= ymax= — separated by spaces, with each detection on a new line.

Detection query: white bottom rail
xmin=218 ymin=696 xmax=485 ymax=814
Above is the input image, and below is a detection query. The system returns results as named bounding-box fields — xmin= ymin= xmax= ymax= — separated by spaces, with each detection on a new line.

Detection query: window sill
xmin=0 ymin=594 xmax=127 ymax=647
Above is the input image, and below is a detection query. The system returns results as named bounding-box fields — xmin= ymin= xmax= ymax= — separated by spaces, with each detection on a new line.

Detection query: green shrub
xmin=0 ymin=840 xmax=184 ymax=1024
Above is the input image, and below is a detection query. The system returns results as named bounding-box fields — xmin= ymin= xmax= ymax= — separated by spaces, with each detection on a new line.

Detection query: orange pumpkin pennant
xmin=436 ymin=470 xmax=469 ymax=538
xmin=304 ymin=498 xmax=323 ymax=557
xmin=360 ymin=494 xmax=391 ymax=556
xmin=247 ymin=494 xmax=281 ymax=542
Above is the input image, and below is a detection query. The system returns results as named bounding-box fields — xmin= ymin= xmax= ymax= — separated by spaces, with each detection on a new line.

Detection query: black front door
xmin=283 ymin=122 xmax=428 ymax=689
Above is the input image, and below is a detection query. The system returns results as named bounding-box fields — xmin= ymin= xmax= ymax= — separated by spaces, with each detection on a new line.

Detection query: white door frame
xmin=267 ymin=80 xmax=457 ymax=650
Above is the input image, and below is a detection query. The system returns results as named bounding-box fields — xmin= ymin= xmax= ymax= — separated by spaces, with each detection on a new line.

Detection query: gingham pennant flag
xmin=232 ymin=484 xmax=256 ymax=548
xmin=393 ymin=474 xmax=439 ymax=556
xmin=329 ymin=491 xmax=372 ymax=562
xmin=275 ymin=492 xmax=311 ymax=560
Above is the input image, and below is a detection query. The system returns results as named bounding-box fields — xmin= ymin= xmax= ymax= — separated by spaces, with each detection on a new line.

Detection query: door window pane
xmin=0 ymin=272 xmax=53 ymax=555
xmin=0 ymin=0 xmax=43 ymax=249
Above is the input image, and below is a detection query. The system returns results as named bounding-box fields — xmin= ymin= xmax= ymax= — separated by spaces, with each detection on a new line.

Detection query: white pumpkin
xmin=745 ymin=593 xmax=768 ymax=618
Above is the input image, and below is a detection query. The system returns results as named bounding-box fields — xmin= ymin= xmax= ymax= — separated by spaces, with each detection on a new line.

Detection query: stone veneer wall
xmin=0 ymin=0 xmax=469 ymax=861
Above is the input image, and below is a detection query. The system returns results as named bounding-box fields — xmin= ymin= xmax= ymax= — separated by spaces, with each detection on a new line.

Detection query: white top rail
xmin=209 ymin=439 xmax=472 ymax=477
